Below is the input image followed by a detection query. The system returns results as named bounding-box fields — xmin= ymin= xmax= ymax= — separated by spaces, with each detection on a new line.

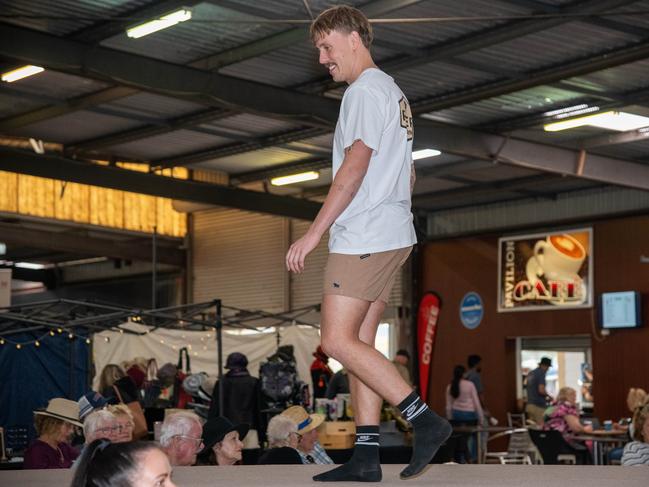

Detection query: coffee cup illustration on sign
xmin=531 ymin=234 xmax=586 ymax=280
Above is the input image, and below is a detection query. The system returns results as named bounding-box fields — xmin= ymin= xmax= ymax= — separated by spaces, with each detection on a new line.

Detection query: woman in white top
xmin=622 ymin=402 xmax=649 ymax=466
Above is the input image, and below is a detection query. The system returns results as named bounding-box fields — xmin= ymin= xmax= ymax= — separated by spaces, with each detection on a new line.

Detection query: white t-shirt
xmin=329 ymin=68 xmax=417 ymax=254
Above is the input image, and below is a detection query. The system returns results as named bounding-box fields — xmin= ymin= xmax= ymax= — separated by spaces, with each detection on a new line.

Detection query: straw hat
xmin=34 ymin=398 xmax=83 ymax=427
xmin=280 ymin=406 xmax=324 ymax=434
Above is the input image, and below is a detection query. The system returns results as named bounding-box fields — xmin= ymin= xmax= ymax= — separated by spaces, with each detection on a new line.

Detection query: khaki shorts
xmin=323 ymin=247 xmax=412 ymax=303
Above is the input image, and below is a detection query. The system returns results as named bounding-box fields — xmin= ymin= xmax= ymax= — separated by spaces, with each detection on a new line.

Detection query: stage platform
xmin=1 ymin=464 xmax=646 ymax=486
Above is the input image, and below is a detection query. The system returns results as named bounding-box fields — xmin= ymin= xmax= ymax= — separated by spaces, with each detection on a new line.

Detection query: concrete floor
xmin=1 ymin=464 xmax=647 ymax=486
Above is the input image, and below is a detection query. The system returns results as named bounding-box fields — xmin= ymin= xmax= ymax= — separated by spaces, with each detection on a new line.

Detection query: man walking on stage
xmin=286 ymin=5 xmax=451 ymax=481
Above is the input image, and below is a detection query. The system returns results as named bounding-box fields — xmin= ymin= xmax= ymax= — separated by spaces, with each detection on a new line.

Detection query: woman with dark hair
xmin=196 ymin=416 xmax=249 ymax=466
xmin=445 ymin=365 xmax=483 ymax=463
xmin=70 ymin=440 xmax=175 ymax=487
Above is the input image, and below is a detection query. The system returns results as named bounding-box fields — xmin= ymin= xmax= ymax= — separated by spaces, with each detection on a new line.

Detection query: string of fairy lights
xmin=0 ymin=327 xmax=93 ymax=349
xmin=0 ymin=315 xmax=217 ymax=353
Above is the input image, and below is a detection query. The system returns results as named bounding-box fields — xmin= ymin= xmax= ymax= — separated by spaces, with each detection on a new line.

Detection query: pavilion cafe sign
xmin=497 ymin=228 xmax=593 ymax=312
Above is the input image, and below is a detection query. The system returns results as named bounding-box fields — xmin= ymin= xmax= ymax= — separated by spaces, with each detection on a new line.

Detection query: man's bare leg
xmin=315 ymin=294 xmax=452 ymax=481
xmin=320 ymin=295 xmax=411 ymax=404
xmin=349 ymin=299 xmax=387 ymax=426
xmin=314 ymin=296 xmax=395 ymax=482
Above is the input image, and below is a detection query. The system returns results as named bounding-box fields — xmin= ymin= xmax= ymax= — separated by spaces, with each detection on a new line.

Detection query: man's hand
xmin=286 ymin=230 xmax=321 ymax=273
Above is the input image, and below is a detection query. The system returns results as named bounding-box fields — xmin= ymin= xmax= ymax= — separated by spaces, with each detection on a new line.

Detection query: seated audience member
xmin=543 ymin=386 xmax=592 ymax=464
xmin=83 ymin=410 xmax=119 ymax=445
xmin=107 ymin=404 xmax=135 ymax=443
xmin=197 ymin=416 xmax=248 ymax=466
xmin=70 ymin=439 xmax=176 ymax=487
xmin=622 ymin=403 xmax=649 ymax=466
xmin=280 ymin=406 xmax=332 ymax=465
xmin=257 ymin=414 xmax=302 ymax=465
xmin=159 ymin=410 xmax=203 ymax=466
xmin=78 ymin=391 xmax=109 ymax=423
xmin=24 ymin=398 xmax=82 ymax=469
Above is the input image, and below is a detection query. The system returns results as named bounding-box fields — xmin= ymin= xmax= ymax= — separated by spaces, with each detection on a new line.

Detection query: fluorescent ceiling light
xmin=15 ymin=262 xmax=46 ymax=270
xmin=543 ymin=104 xmax=590 ymax=117
xmin=1 ymin=65 xmax=44 ymax=82
xmin=545 ymin=111 xmax=649 ymax=132
xmin=127 ymin=8 xmax=192 ymax=39
xmin=271 ymin=171 xmax=319 ymax=186
xmin=412 ymin=148 xmax=441 ymax=160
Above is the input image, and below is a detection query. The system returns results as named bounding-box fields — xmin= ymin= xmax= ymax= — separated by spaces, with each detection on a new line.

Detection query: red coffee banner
xmin=497 ymin=228 xmax=593 ymax=312
xmin=417 ymin=291 xmax=441 ymax=403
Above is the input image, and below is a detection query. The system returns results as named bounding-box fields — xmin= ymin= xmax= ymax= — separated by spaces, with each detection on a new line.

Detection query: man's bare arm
xmin=286 ymin=140 xmax=372 ymax=273
xmin=410 ymin=162 xmax=416 ymax=195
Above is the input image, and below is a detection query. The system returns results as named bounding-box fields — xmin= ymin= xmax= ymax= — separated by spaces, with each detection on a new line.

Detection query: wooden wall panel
xmin=421 ymin=214 xmax=649 ymax=423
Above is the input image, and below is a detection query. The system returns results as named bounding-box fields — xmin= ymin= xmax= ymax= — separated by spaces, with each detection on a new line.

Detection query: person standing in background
xmin=311 ymin=345 xmax=334 ymax=403
xmin=526 ymin=357 xmax=553 ymax=425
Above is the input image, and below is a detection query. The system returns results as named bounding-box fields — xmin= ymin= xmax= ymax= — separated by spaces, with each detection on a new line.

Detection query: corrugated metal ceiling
xmin=0 ymin=0 xmax=647 ymax=214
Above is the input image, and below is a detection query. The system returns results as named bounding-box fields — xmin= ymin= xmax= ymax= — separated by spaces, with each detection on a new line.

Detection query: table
xmin=573 ymin=429 xmax=628 ymax=465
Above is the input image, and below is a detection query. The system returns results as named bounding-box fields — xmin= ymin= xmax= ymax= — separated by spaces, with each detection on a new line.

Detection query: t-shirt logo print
xmin=399 ymin=96 xmax=413 ymax=141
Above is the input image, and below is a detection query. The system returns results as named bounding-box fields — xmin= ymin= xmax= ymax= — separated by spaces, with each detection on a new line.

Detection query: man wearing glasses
xmin=160 ymin=411 xmax=204 ymax=466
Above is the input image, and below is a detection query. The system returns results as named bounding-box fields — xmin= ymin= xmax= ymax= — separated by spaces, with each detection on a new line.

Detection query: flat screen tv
xmin=599 ymin=291 xmax=642 ymax=329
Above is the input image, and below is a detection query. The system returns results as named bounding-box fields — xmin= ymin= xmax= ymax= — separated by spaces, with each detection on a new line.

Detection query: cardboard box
xmin=317 ymin=421 xmax=355 ymax=450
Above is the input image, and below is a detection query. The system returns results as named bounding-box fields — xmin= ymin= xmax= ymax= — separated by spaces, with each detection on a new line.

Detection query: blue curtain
xmin=0 ymin=331 xmax=90 ymax=449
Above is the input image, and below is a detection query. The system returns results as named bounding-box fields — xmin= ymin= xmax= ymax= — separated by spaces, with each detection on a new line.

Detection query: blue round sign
xmin=460 ymin=292 xmax=484 ymax=330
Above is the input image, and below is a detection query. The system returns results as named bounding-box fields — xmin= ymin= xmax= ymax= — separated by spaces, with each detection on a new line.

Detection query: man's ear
xmin=349 ymin=30 xmax=362 ymax=50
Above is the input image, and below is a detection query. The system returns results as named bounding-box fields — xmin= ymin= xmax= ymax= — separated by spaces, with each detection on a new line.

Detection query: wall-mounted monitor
xmin=599 ymin=291 xmax=642 ymax=329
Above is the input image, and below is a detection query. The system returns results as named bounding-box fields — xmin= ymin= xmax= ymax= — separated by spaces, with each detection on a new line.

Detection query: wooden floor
xmin=1 ymin=464 xmax=647 ymax=486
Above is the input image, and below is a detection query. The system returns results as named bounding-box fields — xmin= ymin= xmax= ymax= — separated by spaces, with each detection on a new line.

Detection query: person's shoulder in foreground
xmin=622 ymin=441 xmax=649 ymax=466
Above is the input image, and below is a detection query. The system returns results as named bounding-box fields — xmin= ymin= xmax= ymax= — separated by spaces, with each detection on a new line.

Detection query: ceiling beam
xmin=67 ymin=108 xmax=234 ymax=152
xmin=197 ymin=0 xmax=423 ymax=70
xmin=413 ymin=174 xmax=585 ymax=209
xmin=0 ymin=23 xmax=339 ymax=128
xmin=500 ymin=0 xmax=649 ymax=38
xmin=230 ymin=157 xmax=330 ymax=185
xmin=410 ymin=36 xmax=649 ymax=115
xmin=0 ymin=223 xmax=184 ymax=267
xmin=0 ymin=147 xmax=321 ymax=220
xmin=297 ymin=0 xmax=638 ymax=94
xmin=1 ymin=24 xmax=647 ymax=192
xmin=575 ymin=127 xmax=649 ymax=149
xmin=153 ymin=127 xmax=328 ymax=168
xmin=0 ymin=0 xmax=420 ymax=132
xmin=481 ymin=86 xmax=649 ymax=132
xmin=415 ymin=119 xmax=649 ymax=191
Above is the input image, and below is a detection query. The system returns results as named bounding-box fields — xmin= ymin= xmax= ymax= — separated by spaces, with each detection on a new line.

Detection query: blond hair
xmin=107 ymin=404 xmax=134 ymax=423
xmin=556 ymin=387 xmax=576 ymax=404
xmin=34 ymin=415 xmax=65 ymax=437
xmin=310 ymin=5 xmax=373 ymax=49
xmin=98 ymin=364 xmax=126 ymax=393
xmin=632 ymin=403 xmax=649 ymax=442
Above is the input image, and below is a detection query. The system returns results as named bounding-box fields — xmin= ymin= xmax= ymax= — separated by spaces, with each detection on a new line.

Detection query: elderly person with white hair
xmin=257 ymin=414 xmax=302 ymax=465
xmin=83 ymin=410 xmax=119 ymax=445
xmin=159 ymin=410 xmax=204 ymax=466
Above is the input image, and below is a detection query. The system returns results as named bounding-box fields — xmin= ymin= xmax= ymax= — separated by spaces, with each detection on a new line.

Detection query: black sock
xmin=397 ymin=391 xmax=452 ymax=479
xmin=312 ymin=425 xmax=382 ymax=482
